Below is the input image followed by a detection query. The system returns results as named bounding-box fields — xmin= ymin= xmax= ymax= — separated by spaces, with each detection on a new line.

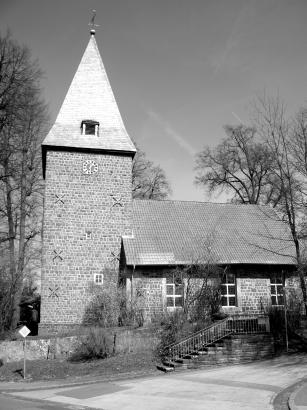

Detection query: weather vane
xmin=89 ymin=10 xmax=100 ymax=33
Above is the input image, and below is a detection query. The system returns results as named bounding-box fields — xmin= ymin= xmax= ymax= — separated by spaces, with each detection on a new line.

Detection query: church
xmin=39 ymin=29 xmax=296 ymax=334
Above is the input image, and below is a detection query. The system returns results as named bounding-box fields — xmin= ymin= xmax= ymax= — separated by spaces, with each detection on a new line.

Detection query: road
xmin=1 ymin=354 xmax=307 ymax=410
xmin=0 ymin=393 xmax=76 ymax=410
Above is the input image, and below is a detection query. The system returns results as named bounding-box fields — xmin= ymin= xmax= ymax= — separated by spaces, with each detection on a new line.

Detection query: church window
xmin=270 ymin=275 xmax=284 ymax=306
xmin=221 ymin=273 xmax=236 ymax=307
xmin=166 ymin=273 xmax=183 ymax=308
xmin=94 ymin=273 xmax=103 ymax=285
xmin=81 ymin=120 xmax=99 ymax=136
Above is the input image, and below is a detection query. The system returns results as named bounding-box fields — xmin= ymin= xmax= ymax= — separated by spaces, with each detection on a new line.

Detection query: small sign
xmin=19 ymin=325 xmax=30 ymax=338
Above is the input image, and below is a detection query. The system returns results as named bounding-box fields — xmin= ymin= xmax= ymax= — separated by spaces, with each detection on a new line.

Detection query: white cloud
xmin=210 ymin=1 xmax=255 ymax=74
xmin=147 ymin=109 xmax=196 ymax=156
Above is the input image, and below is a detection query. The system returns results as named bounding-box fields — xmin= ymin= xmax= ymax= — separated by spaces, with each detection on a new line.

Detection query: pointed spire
xmin=42 ymin=32 xmax=135 ymax=156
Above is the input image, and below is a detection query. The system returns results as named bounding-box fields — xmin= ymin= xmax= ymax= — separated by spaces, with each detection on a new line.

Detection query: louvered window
xmin=81 ymin=120 xmax=99 ymax=136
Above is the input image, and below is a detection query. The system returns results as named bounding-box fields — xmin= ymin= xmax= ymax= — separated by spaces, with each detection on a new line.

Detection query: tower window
xmin=94 ymin=273 xmax=104 ymax=285
xmin=81 ymin=120 xmax=99 ymax=136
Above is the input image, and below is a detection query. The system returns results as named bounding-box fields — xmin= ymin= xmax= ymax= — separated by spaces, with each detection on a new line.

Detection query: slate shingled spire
xmin=42 ymin=31 xmax=135 ymax=173
xmin=40 ymin=30 xmax=134 ymax=333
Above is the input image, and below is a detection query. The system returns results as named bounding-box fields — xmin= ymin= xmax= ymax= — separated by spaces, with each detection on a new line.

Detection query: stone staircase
xmin=157 ymin=315 xmax=274 ymax=372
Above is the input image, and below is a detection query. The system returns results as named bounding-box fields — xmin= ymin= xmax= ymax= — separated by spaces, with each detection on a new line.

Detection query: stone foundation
xmin=38 ymin=323 xmax=86 ymax=336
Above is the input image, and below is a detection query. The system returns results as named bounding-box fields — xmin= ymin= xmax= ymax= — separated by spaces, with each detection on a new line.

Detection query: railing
xmin=166 ymin=314 xmax=270 ymax=361
xmin=226 ymin=314 xmax=270 ymax=334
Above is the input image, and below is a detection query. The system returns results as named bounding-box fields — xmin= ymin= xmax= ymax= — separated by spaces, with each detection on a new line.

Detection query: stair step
xmin=163 ymin=360 xmax=175 ymax=367
xmin=156 ymin=364 xmax=174 ymax=373
xmin=163 ymin=360 xmax=187 ymax=368
xmin=158 ymin=318 xmax=274 ymax=372
xmin=206 ymin=347 xmax=217 ymax=353
xmin=197 ymin=350 xmax=208 ymax=355
xmin=183 ymin=354 xmax=199 ymax=359
xmin=175 ymin=358 xmax=190 ymax=365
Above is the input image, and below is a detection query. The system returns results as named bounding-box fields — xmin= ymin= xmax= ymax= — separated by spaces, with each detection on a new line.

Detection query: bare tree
xmin=195 ymin=94 xmax=307 ymax=313
xmin=172 ymin=233 xmax=224 ymax=322
xmin=291 ymin=108 xmax=307 ymax=196
xmin=195 ymin=125 xmax=280 ymax=205
xmin=132 ymin=146 xmax=172 ymax=200
xmin=253 ymin=95 xmax=307 ymax=313
xmin=0 ymin=32 xmax=48 ymax=331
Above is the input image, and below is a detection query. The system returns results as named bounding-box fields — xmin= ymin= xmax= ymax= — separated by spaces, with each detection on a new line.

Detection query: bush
xmin=83 ymin=284 xmax=145 ymax=327
xmin=69 ymin=327 xmax=114 ymax=362
xmin=268 ymin=306 xmax=302 ymax=344
xmin=179 ymin=263 xmax=223 ymax=325
xmin=154 ymin=310 xmax=194 ymax=360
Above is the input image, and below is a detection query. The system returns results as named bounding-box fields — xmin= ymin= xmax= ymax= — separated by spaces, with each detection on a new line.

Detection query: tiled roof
xmin=123 ymin=200 xmax=296 ymax=266
xmin=42 ymin=34 xmax=135 ymax=154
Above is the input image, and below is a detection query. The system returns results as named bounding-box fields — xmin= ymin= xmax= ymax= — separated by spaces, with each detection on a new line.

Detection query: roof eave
xmin=125 ymin=260 xmax=297 ymax=267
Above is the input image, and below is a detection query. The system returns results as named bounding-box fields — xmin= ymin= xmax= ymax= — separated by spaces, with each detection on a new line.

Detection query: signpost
xmin=18 ymin=325 xmax=31 ymax=379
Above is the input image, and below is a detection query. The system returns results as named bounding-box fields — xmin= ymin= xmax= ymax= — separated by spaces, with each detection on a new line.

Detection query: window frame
xmin=85 ymin=230 xmax=92 ymax=239
xmin=94 ymin=273 xmax=104 ymax=285
xmin=270 ymin=275 xmax=284 ymax=306
xmin=166 ymin=273 xmax=184 ymax=309
xmin=221 ymin=273 xmax=236 ymax=307
xmin=81 ymin=120 xmax=99 ymax=136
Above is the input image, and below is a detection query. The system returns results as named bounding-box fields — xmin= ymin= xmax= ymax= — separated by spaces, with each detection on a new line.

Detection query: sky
xmin=1 ymin=0 xmax=307 ymax=201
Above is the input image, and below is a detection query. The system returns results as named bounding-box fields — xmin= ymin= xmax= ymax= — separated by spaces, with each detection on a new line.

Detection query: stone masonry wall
xmin=129 ymin=269 xmax=166 ymax=321
xmin=125 ymin=265 xmax=293 ymax=320
xmin=236 ymin=276 xmax=271 ymax=314
xmin=126 ymin=267 xmax=218 ymax=320
xmin=0 ymin=327 xmax=158 ymax=363
xmin=40 ymin=150 xmax=132 ymax=332
xmin=225 ymin=266 xmax=292 ymax=315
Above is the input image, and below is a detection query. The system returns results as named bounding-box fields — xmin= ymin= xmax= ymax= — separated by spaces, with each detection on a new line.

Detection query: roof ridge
xmin=133 ymin=199 xmax=273 ymax=208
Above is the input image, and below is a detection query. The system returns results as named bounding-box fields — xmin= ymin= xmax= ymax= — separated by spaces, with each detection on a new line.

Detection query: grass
xmin=0 ymin=350 xmax=157 ymax=382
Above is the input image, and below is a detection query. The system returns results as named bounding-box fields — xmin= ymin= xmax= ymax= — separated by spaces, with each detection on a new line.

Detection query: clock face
xmin=83 ymin=160 xmax=98 ymax=175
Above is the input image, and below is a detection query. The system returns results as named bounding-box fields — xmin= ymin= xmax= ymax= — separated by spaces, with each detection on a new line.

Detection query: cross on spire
xmin=89 ymin=9 xmax=100 ymax=35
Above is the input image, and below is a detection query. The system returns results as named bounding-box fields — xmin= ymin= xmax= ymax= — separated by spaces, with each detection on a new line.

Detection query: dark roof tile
xmin=123 ymin=200 xmax=296 ymax=266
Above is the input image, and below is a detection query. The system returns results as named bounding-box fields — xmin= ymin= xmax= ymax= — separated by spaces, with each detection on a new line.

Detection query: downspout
xmin=131 ymin=263 xmax=135 ymax=301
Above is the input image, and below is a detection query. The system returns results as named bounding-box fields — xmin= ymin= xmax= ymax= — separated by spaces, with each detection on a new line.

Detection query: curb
xmin=288 ymin=383 xmax=307 ymax=410
xmin=0 ymin=368 xmax=160 ymax=393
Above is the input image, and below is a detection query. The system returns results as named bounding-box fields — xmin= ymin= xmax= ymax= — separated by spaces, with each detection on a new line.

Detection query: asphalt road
xmin=2 ymin=354 xmax=307 ymax=410
xmin=0 ymin=393 xmax=76 ymax=410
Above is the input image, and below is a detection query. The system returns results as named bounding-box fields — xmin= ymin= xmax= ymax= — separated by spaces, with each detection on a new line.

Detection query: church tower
xmin=40 ymin=29 xmax=135 ymax=333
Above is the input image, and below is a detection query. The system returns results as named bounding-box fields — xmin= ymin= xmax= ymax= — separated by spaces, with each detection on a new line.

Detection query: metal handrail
xmin=166 ymin=314 xmax=270 ymax=361
xmin=167 ymin=317 xmax=229 ymax=350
